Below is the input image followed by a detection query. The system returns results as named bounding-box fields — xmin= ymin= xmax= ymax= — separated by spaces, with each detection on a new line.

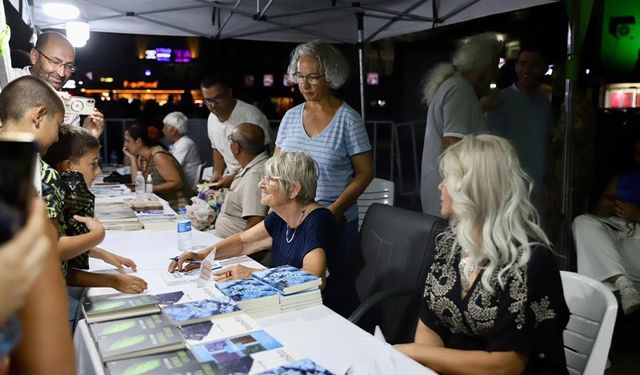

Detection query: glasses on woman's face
xmin=292 ymin=72 xmax=324 ymax=85
xmin=35 ymin=48 xmax=76 ymax=73
xmin=261 ymin=175 xmax=282 ymax=184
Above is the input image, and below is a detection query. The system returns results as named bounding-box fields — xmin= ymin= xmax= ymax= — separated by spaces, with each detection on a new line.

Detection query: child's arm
xmin=89 ymin=247 xmax=138 ymax=272
xmin=65 ymin=269 xmax=147 ymax=294
xmin=57 ymin=216 xmax=105 ymax=261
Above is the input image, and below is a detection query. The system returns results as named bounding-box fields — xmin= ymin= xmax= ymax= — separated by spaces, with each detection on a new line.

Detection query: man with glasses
xmin=9 ymin=32 xmax=104 ymax=137
xmin=201 ymin=73 xmax=272 ymax=188
xmin=214 ymin=123 xmax=269 ymax=238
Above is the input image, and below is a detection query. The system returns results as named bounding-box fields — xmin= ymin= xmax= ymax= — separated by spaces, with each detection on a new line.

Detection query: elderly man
xmin=420 ymin=32 xmax=503 ymax=217
xmin=201 ymin=73 xmax=272 ymax=188
xmin=163 ymin=111 xmax=203 ymax=190
xmin=214 ymin=123 xmax=269 ymax=238
xmin=9 ymin=31 xmax=104 ymax=137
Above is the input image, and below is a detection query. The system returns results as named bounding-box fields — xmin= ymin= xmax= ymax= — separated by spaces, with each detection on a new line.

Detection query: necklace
xmin=285 ymin=206 xmax=307 ymax=244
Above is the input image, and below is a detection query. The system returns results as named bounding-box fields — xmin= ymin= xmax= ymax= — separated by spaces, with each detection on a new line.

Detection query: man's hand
xmin=83 ymin=108 xmax=105 ymax=138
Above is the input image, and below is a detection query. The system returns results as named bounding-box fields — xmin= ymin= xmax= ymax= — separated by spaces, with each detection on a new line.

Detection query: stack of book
xmin=161 ymin=296 xmax=243 ymax=326
xmin=89 ymin=313 xmax=185 ymax=362
xmin=82 ymin=294 xmax=161 ymax=324
xmin=94 ymin=202 xmax=144 ymax=231
xmin=124 ymin=196 xmax=165 ymax=212
xmin=216 ymin=278 xmax=282 ymax=318
xmin=138 ymin=211 xmax=178 ymax=231
xmin=90 ymin=183 xmax=130 ymax=198
xmin=252 ymin=265 xmax=323 ymax=313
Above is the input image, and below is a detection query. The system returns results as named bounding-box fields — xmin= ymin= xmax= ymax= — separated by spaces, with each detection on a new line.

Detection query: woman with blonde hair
xmin=396 ymin=134 xmax=569 ymax=375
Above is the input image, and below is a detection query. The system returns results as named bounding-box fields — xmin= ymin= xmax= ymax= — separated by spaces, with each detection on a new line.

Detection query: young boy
xmin=44 ymin=124 xmax=147 ymax=296
xmin=0 ymin=75 xmax=75 ymax=372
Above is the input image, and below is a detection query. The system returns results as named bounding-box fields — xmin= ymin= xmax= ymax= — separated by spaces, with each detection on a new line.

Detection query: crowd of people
xmin=0 ymin=27 xmax=636 ymax=375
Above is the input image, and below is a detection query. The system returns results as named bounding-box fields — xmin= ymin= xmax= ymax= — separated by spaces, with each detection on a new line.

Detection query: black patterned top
xmin=59 ymin=171 xmax=95 ymax=270
xmin=40 ymin=159 xmax=70 ymax=277
xmin=420 ymin=229 xmax=570 ymax=375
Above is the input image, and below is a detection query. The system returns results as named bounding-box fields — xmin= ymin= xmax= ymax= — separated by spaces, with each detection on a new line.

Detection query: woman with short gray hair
xmin=277 ymin=41 xmax=373 ymax=316
xmin=169 ymin=152 xmax=349 ymax=312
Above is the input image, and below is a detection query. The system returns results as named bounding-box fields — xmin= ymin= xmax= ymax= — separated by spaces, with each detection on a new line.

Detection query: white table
xmin=75 ymin=229 xmax=434 ymax=375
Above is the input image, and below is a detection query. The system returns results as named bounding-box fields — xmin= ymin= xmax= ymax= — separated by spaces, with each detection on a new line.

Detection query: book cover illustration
xmin=97 ymin=324 xmax=184 ymax=362
xmin=216 ymin=278 xmax=280 ymax=303
xmin=191 ymin=330 xmax=283 ymax=365
xmin=252 ymin=265 xmax=321 ymax=294
xmin=179 ymin=314 xmax=261 ymax=345
xmin=83 ymin=294 xmax=159 ymax=317
xmin=256 ymin=358 xmax=335 ymax=375
xmin=153 ymin=291 xmax=185 ymax=306
xmin=90 ymin=313 xmax=172 ymax=338
xmin=105 ymin=348 xmax=252 ymax=375
xmin=162 ymin=297 xmax=241 ymax=325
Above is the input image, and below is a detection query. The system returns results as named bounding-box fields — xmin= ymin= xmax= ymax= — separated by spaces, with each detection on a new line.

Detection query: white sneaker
xmin=615 ymin=276 xmax=640 ymax=315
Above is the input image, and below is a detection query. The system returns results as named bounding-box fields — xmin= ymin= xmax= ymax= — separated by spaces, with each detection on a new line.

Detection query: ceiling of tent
xmin=14 ymin=0 xmax=559 ymax=43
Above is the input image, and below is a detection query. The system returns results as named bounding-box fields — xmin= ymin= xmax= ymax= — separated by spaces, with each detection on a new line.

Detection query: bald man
xmin=9 ymin=31 xmax=104 ymax=137
xmin=214 ymin=123 xmax=269 ymax=238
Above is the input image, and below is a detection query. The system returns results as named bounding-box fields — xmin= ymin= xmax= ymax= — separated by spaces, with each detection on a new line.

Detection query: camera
xmin=64 ymin=96 xmax=96 ymax=115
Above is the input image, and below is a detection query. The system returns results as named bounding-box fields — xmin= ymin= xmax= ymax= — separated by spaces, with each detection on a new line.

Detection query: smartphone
xmin=64 ymin=96 xmax=96 ymax=115
xmin=0 ymin=133 xmax=39 ymax=244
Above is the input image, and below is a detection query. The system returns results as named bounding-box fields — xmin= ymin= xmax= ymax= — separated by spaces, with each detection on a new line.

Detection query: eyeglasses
xmin=203 ymin=93 xmax=227 ymax=106
xmin=292 ymin=73 xmax=324 ymax=85
xmin=261 ymin=175 xmax=282 ymax=183
xmin=34 ymin=48 xmax=76 ymax=73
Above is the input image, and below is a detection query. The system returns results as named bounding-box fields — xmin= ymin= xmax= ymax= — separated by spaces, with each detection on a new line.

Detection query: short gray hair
xmin=163 ymin=111 xmax=188 ymax=135
xmin=287 ymin=40 xmax=349 ymax=89
xmin=264 ymin=152 xmax=318 ymax=204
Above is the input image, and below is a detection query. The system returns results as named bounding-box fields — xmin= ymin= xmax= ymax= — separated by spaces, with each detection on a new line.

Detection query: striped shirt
xmin=276 ymin=102 xmax=371 ymax=222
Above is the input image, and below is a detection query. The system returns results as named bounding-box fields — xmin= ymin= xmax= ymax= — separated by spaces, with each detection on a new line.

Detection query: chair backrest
xmin=357 ymin=178 xmax=395 ymax=229
xmin=353 ymin=203 xmax=447 ymax=343
xmin=561 ymin=271 xmax=618 ymax=375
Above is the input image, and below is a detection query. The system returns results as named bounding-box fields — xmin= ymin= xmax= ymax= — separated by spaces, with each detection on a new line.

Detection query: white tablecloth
xmin=75 ymin=228 xmax=434 ymax=375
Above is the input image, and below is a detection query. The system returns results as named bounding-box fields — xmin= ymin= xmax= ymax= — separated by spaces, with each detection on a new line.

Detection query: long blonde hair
xmin=440 ymin=134 xmax=550 ymax=294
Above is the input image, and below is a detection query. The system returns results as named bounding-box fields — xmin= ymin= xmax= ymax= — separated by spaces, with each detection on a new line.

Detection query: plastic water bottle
xmin=135 ymin=171 xmax=145 ymax=197
xmin=177 ymin=208 xmax=192 ymax=252
xmin=145 ymin=174 xmax=153 ymax=195
xmin=109 ymin=150 xmax=118 ymax=164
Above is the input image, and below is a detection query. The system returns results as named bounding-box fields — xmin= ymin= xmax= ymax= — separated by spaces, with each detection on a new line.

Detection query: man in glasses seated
xmin=201 ymin=72 xmax=273 ymax=188
xmin=9 ymin=31 xmax=105 ymax=137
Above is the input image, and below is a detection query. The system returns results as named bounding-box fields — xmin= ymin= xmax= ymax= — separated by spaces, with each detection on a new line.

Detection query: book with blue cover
xmin=190 ymin=330 xmax=283 ymax=365
xmin=251 ymin=265 xmax=321 ymax=295
xmin=256 ymin=358 xmax=336 ymax=375
xmin=216 ymin=278 xmax=281 ymax=309
xmin=162 ymin=297 xmax=242 ymax=326
xmin=105 ymin=348 xmax=252 ymax=375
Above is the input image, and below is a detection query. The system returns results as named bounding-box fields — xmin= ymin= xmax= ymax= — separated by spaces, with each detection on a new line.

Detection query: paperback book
xmin=190 ymin=330 xmax=283 ymax=365
xmin=251 ymin=265 xmax=321 ymax=295
xmin=162 ymin=297 xmax=242 ymax=326
xmin=96 ymin=323 xmax=185 ymax=362
xmin=105 ymin=348 xmax=251 ymax=375
xmin=178 ymin=313 xmax=261 ymax=347
xmin=83 ymin=294 xmax=160 ymax=323
xmin=256 ymin=358 xmax=335 ymax=375
xmin=89 ymin=313 xmax=173 ymax=339
xmin=216 ymin=278 xmax=281 ymax=309
xmin=159 ymin=268 xmax=202 ymax=286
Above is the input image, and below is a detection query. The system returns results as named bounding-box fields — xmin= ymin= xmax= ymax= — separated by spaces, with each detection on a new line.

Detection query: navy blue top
xmin=264 ymin=207 xmax=336 ymax=270
xmin=617 ymin=170 xmax=640 ymax=205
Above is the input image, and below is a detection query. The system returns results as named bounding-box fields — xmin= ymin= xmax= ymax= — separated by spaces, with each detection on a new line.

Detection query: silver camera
xmin=64 ymin=96 xmax=96 ymax=115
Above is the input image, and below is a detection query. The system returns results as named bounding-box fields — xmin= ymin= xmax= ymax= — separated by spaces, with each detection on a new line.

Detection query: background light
xmin=43 ymin=2 xmax=80 ymax=20
xmin=66 ymin=21 xmax=90 ymax=47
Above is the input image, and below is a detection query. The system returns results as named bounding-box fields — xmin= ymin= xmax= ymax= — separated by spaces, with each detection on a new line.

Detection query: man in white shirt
xmin=162 ymin=111 xmax=203 ymax=190
xmin=8 ymin=32 xmax=104 ymax=137
xmin=201 ymin=73 xmax=272 ymax=188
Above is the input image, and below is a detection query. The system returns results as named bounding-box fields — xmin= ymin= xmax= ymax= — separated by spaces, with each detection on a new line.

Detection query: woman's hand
xmin=168 ymin=250 xmax=205 ymax=272
xmin=122 ymin=146 xmax=134 ymax=161
xmin=614 ymin=201 xmax=640 ymax=222
xmin=112 ymin=274 xmax=148 ymax=294
xmin=212 ymin=264 xmax=258 ymax=282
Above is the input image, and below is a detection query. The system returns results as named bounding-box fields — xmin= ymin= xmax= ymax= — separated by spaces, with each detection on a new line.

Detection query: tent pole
xmin=357 ymin=11 xmax=365 ymax=123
